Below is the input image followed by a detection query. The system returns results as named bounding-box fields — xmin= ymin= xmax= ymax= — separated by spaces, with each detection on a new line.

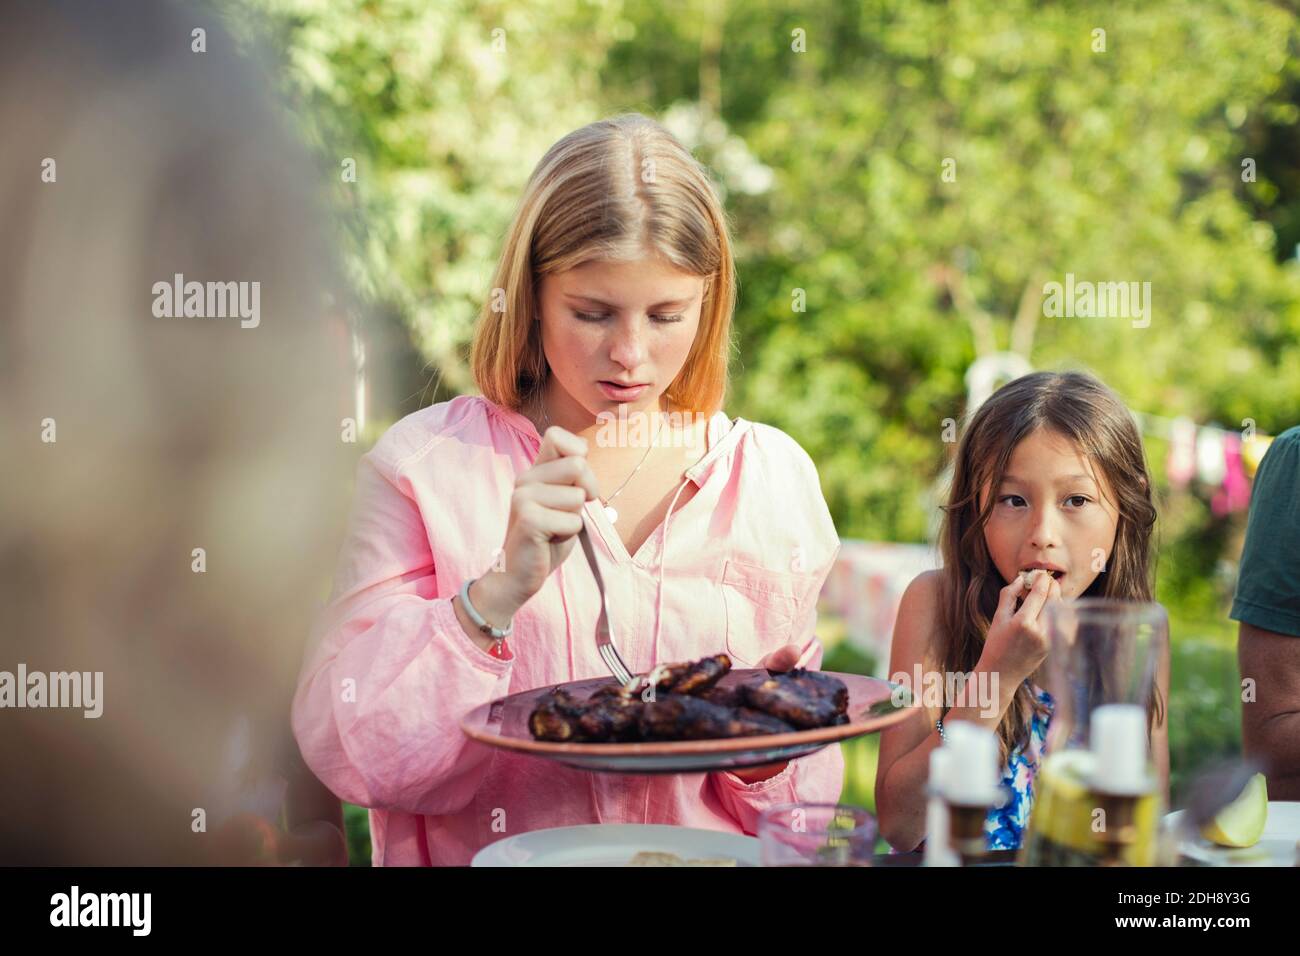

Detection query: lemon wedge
xmin=1200 ymin=772 xmax=1268 ymax=848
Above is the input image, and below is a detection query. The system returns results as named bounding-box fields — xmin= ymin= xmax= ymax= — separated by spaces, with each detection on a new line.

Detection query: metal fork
xmin=576 ymin=518 xmax=634 ymax=686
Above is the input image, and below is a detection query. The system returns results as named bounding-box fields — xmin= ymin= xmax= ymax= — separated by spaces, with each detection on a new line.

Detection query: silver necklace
xmin=540 ymin=397 xmax=665 ymax=525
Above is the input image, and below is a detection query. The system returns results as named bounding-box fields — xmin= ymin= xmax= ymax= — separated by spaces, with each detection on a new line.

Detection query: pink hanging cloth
xmin=1211 ymin=433 xmax=1251 ymax=516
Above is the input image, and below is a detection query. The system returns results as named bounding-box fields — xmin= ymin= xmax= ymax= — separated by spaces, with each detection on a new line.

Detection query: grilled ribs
xmin=649 ymin=654 xmax=732 ymax=696
xmin=638 ymin=694 xmax=798 ymax=740
xmin=741 ymin=668 xmax=850 ymax=729
xmin=528 ymin=656 xmax=850 ymax=743
xmin=527 ymin=687 xmax=588 ymax=742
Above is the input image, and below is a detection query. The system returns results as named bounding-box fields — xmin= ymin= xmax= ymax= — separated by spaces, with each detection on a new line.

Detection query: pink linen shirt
xmin=291 ymin=394 xmax=844 ymax=865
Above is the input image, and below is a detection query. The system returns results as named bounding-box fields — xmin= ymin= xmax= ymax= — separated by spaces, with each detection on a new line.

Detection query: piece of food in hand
xmin=1019 ymin=567 xmax=1064 ymax=589
xmin=1201 ymin=772 xmax=1268 ymax=848
xmin=741 ymin=668 xmax=849 ymax=730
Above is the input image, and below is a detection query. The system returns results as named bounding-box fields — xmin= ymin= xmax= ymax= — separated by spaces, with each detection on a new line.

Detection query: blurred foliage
xmin=1166 ymin=640 xmax=1243 ymax=802
xmin=600 ymin=1 xmax=1300 ymax=628
xmin=211 ymin=0 xmax=1300 ymax=617
xmin=209 ymin=0 xmax=1296 ymax=839
xmin=342 ymin=802 xmax=372 ymax=866
xmin=208 ymin=0 xmax=629 ymax=404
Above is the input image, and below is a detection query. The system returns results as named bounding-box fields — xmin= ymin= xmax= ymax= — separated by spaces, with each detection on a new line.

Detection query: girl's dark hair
xmin=936 ymin=371 xmax=1162 ymax=766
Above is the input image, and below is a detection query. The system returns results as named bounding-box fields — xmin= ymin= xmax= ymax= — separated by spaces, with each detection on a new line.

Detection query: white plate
xmin=1165 ymin=801 xmax=1300 ymax=866
xmin=471 ymin=823 xmax=762 ymax=867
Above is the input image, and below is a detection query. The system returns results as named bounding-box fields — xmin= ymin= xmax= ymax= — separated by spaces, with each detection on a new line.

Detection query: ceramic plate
xmin=460 ymin=669 xmax=910 ymax=773
xmin=1164 ymin=801 xmax=1300 ymax=866
xmin=471 ymin=823 xmax=761 ymax=867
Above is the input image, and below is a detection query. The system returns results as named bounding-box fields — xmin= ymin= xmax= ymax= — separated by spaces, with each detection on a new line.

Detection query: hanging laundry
xmin=1166 ymin=416 xmax=1198 ymax=489
xmin=1241 ymin=433 xmax=1275 ymax=478
xmin=1211 ymin=433 xmax=1251 ymax=517
xmin=1196 ymin=427 xmax=1227 ymax=486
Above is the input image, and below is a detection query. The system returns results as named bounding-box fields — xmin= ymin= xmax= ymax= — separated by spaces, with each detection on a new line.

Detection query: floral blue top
xmin=984 ymin=684 xmax=1055 ymax=850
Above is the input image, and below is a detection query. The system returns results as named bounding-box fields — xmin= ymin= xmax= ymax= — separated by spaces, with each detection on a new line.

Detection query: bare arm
xmin=874 ymin=571 xmax=1015 ymax=850
xmin=1238 ymin=622 xmax=1300 ymax=799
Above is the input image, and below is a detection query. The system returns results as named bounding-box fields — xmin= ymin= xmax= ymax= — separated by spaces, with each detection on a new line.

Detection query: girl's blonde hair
xmin=937 ymin=371 xmax=1163 ymax=766
xmin=471 ymin=113 xmax=735 ymax=414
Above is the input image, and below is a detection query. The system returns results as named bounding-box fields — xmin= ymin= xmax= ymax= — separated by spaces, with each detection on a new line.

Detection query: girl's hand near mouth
xmin=981 ymin=570 xmax=1062 ymax=687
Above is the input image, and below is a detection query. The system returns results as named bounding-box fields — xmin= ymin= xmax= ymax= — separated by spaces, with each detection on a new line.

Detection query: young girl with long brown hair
xmin=876 ymin=370 xmax=1170 ymax=851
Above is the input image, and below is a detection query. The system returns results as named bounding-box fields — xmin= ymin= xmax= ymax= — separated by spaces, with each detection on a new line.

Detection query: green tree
xmin=600 ymin=1 xmax=1300 ymax=633
xmin=215 ymin=0 xmax=1300 ymax=626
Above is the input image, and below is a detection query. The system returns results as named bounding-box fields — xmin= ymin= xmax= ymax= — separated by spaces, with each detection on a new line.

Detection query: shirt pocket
xmin=720 ymin=558 xmax=818 ymax=666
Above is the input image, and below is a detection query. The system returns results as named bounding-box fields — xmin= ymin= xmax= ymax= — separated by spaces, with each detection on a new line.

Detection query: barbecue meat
xmin=732 ymin=707 xmax=799 ymax=736
xmin=576 ymin=685 xmax=643 ymax=741
xmin=695 ymin=684 xmax=743 ymax=709
xmin=649 ymin=654 xmax=732 ymax=696
xmin=637 ymin=694 xmax=734 ymax=740
xmin=529 ymin=684 xmax=645 ymax=742
xmin=741 ymin=668 xmax=850 ymax=730
xmin=527 ymin=657 xmax=846 ymax=743
xmin=638 ymin=693 xmax=797 ymax=740
xmin=528 ymin=687 xmax=588 ymax=742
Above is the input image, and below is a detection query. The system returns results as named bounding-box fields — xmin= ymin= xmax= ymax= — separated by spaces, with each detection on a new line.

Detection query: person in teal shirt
xmin=1231 ymin=426 xmax=1300 ymax=800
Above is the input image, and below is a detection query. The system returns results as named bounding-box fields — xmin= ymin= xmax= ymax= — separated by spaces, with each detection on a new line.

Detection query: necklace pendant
xmin=603 ymin=504 xmax=619 ymax=524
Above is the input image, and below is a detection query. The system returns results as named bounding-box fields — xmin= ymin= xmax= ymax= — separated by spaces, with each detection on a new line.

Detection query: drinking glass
xmin=757 ymin=803 xmax=877 ymax=866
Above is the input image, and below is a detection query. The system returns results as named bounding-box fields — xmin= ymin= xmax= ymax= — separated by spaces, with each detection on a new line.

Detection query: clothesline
xmin=1131 ymin=410 xmax=1271 ymax=443
xmin=1130 ymin=410 xmax=1271 ymax=516
xmin=963 ymin=357 xmax=1271 ymax=516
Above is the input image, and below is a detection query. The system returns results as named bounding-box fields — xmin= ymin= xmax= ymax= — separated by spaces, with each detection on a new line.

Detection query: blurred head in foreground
xmin=0 ymin=0 xmax=356 ymax=863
